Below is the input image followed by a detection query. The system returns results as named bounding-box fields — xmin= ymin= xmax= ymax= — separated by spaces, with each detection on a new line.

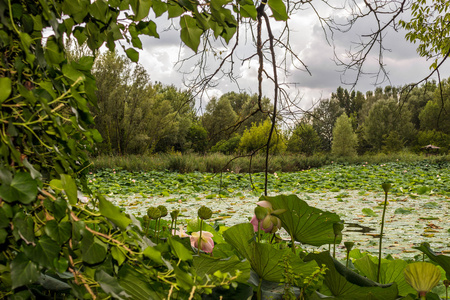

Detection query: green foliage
xmin=186 ymin=122 xmax=208 ymax=153
xmin=211 ymin=135 xmax=241 ymax=154
xmin=399 ymin=0 xmax=450 ymax=70
xmin=364 ymin=99 xmax=415 ymax=151
xmin=287 ymin=123 xmax=322 ymax=156
xmin=239 ymin=119 xmax=286 ymax=154
xmin=332 ymin=113 xmax=358 ymax=157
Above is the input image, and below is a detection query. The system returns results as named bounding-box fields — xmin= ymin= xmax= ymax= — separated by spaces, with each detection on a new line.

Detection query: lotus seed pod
xmin=198 ymin=206 xmax=212 ymax=220
xmin=344 ymin=242 xmax=355 ymax=251
xmin=255 ymin=206 xmax=268 ymax=221
xmin=170 ymin=209 xmax=180 ymax=219
xmin=382 ymin=182 xmax=392 ymax=193
xmin=333 ymin=221 xmax=344 ymax=235
xmin=157 ymin=205 xmax=168 ymax=217
xmin=147 ymin=207 xmax=161 ymax=219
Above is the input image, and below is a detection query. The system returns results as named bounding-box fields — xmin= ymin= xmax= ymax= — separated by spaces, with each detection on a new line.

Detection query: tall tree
xmin=287 ymin=123 xmax=321 ymax=156
xmin=307 ymin=99 xmax=344 ymax=151
xmin=202 ymin=97 xmax=239 ymax=146
xmin=331 ymin=113 xmax=358 ymax=157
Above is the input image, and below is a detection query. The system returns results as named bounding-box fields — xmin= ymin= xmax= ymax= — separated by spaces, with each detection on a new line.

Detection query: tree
xmin=331 ymin=113 xmax=358 ymax=157
xmin=186 ymin=122 xmax=208 ymax=153
xmin=307 ymin=99 xmax=344 ymax=151
xmin=202 ymin=97 xmax=238 ymax=146
xmin=287 ymin=124 xmax=322 ymax=156
xmin=418 ymin=78 xmax=450 ymax=134
xmin=364 ymin=99 xmax=415 ymax=151
xmin=239 ymin=120 xmax=286 ymax=154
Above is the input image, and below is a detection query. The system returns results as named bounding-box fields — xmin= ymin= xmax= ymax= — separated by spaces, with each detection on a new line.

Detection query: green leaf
xmin=239 ymin=4 xmax=257 ymax=20
xmin=98 ymin=195 xmax=132 ymax=230
xmin=45 ymin=220 xmax=72 ymax=245
xmin=193 ymin=255 xmax=251 ymax=284
xmin=0 ymin=77 xmax=12 ymax=104
xmin=29 ymin=236 xmax=61 ymax=269
xmin=268 ymin=0 xmax=288 ymax=21
xmin=168 ymin=236 xmax=192 ymax=261
xmin=415 ymin=242 xmax=450 ymax=278
xmin=60 ymin=174 xmax=78 ymax=205
xmin=111 ymin=246 xmax=127 ymax=266
xmin=62 ymin=64 xmax=85 ymax=83
xmin=13 ymin=213 xmax=35 ymax=244
xmin=0 ymin=172 xmax=38 ymax=204
xmin=125 ymin=48 xmax=139 ymax=62
xmin=96 ymin=270 xmax=130 ymax=299
xmin=174 ymin=264 xmax=194 ymax=290
xmin=81 ymin=231 xmax=108 ymax=264
xmin=143 ymin=246 xmax=164 ymax=264
xmin=131 ymin=0 xmax=152 ymax=21
xmin=354 ymin=255 xmax=415 ymax=296
xmin=118 ymin=264 xmax=165 ymax=299
xmin=362 ymin=208 xmax=378 ymax=217
xmin=223 ymin=223 xmax=317 ymax=282
xmin=305 ymin=252 xmax=398 ymax=300
xmin=0 ymin=229 xmax=7 ymax=244
xmin=10 ymin=253 xmax=40 ymax=289
xmin=152 ymin=0 xmax=168 ymax=17
xmin=45 ymin=36 xmax=65 ymax=65
xmin=264 ymin=194 xmax=342 ymax=246
xmin=180 ymin=15 xmax=203 ymax=52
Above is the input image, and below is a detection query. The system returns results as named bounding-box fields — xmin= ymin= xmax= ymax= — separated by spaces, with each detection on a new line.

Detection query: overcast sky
xmin=133 ymin=1 xmax=450 ymax=112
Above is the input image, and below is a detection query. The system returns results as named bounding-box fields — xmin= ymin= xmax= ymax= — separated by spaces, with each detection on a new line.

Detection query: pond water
xmin=107 ymin=190 xmax=450 ymax=260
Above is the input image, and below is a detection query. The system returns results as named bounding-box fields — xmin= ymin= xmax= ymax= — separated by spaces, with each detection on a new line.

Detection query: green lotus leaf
xmin=223 ymin=223 xmax=317 ymax=282
xmin=262 ymin=194 xmax=342 ymax=246
xmin=404 ymin=262 xmax=441 ymax=295
xmin=305 ymin=251 xmax=398 ymax=300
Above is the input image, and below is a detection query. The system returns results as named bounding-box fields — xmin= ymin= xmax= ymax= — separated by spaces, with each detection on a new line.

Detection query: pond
xmin=105 ymin=189 xmax=450 ymax=260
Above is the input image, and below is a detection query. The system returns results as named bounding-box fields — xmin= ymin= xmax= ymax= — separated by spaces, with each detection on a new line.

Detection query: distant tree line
xmin=91 ymin=51 xmax=450 ymax=157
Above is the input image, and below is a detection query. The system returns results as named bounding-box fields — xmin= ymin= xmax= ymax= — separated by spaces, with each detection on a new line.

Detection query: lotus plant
xmin=404 ymin=262 xmax=441 ymax=299
xmin=196 ymin=205 xmax=213 ymax=254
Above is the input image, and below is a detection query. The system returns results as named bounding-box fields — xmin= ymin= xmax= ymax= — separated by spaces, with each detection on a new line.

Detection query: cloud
xmin=137 ymin=3 xmax=450 ymax=110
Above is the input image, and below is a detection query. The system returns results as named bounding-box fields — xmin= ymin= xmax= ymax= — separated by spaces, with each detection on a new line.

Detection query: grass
xmin=89 ymin=151 xmax=450 ymax=173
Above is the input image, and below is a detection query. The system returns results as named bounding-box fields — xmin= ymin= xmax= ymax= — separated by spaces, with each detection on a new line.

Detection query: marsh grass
xmin=89 ymin=152 xmax=450 ymax=173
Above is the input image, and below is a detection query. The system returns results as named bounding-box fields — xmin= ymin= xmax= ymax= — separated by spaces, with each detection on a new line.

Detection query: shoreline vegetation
xmin=89 ymin=151 xmax=450 ymax=173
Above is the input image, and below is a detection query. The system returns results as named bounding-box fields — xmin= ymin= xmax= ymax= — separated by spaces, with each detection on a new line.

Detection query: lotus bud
xmin=157 ymin=205 xmax=168 ymax=218
xmin=382 ymin=182 xmax=392 ymax=193
xmin=170 ymin=209 xmax=180 ymax=219
xmin=147 ymin=207 xmax=161 ymax=219
xmin=198 ymin=205 xmax=212 ymax=220
xmin=271 ymin=208 xmax=286 ymax=216
xmin=255 ymin=206 xmax=268 ymax=221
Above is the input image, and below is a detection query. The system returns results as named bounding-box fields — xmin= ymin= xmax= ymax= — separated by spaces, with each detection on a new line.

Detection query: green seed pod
xmin=170 ymin=209 xmax=180 ymax=219
xmin=344 ymin=242 xmax=355 ymax=251
xmin=147 ymin=207 xmax=161 ymax=219
xmin=382 ymin=182 xmax=392 ymax=193
xmin=198 ymin=205 xmax=212 ymax=220
xmin=157 ymin=205 xmax=168 ymax=217
xmin=255 ymin=206 xmax=268 ymax=221
xmin=333 ymin=221 xmax=344 ymax=235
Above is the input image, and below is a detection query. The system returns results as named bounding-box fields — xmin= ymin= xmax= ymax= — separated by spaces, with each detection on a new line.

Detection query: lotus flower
xmin=172 ymin=226 xmax=189 ymax=238
xmin=190 ymin=231 xmax=214 ymax=253
xmin=250 ymin=200 xmax=284 ymax=233
xmin=404 ymin=262 xmax=441 ymax=298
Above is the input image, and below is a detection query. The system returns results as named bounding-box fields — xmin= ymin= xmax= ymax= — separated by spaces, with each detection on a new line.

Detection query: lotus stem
xmin=198 ymin=219 xmax=203 ymax=254
xmin=378 ymin=183 xmax=391 ymax=282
